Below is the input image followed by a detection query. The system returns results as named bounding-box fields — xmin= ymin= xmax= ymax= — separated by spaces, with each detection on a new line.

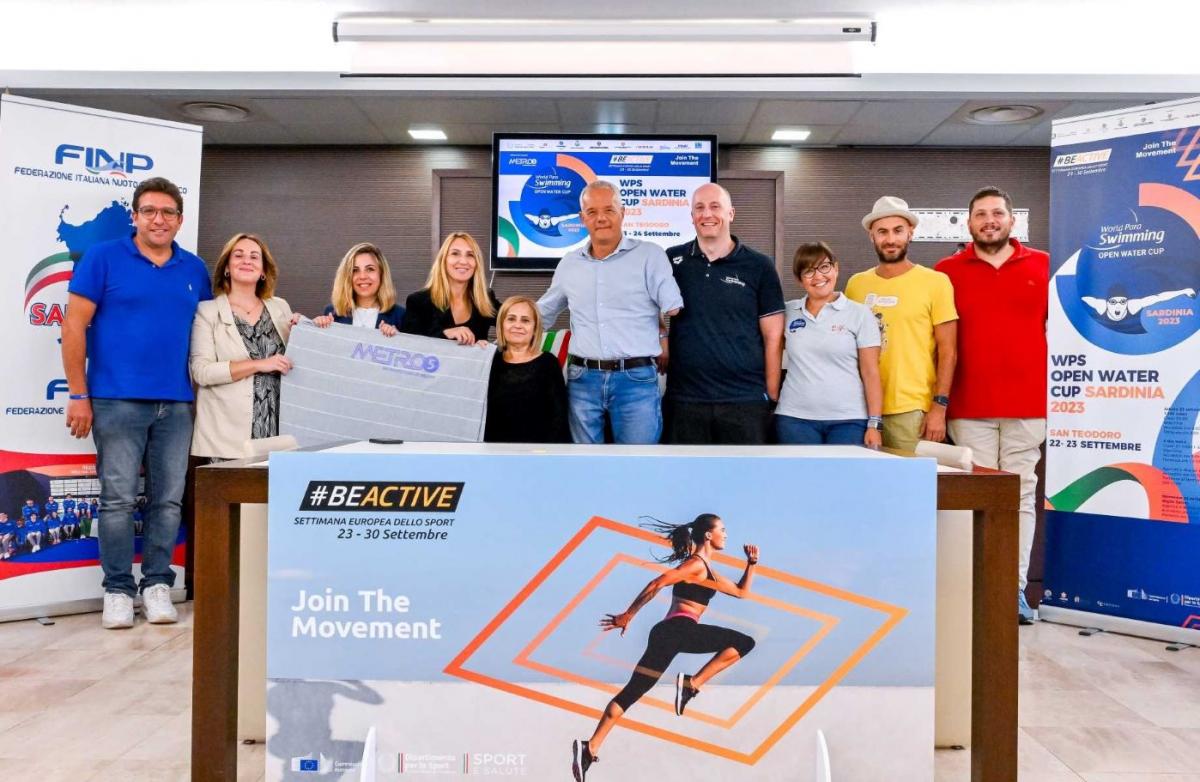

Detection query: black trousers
xmin=611 ymin=616 xmax=755 ymax=711
xmin=663 ymin=399 xmax=772 ymax=445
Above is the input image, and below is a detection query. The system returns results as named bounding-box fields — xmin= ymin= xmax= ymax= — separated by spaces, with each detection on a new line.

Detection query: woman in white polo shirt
xmin=776 ymin=242 xmax=884 ymax=448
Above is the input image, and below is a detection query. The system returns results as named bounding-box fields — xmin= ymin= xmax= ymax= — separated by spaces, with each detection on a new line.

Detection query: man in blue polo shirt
xmin=538 ymin=180 xmax=683 ymax=444
xmin=663 ymin=183 xmax=785 ymax=444
xmin=62 ymin=176 xmax=211 ymax=629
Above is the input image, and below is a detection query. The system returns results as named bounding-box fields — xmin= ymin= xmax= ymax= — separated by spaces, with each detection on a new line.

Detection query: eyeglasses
xmin=801 ymin=261 xmax=836 ymax=279
xmin=136 ymin=206 xmax=181 ymax=220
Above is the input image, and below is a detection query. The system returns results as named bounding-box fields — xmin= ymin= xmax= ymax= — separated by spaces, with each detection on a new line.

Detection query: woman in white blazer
xmin=190 ymin=233 xmax=300 ymax=460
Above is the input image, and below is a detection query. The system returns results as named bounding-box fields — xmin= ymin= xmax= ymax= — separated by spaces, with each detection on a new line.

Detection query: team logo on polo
xmin=788 ymin=318 xmax=806 ymax=332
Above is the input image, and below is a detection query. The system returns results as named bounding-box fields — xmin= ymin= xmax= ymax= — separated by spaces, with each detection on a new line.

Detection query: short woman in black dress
xmin=485 ymin=296 xmax=570 ymax=443
xmin=401 ymin=232 xmax=499 ymax=345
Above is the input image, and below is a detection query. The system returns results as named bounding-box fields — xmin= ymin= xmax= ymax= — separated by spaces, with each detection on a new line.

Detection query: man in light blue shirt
xmin=538 ymin=180 xmax=684 ymax=443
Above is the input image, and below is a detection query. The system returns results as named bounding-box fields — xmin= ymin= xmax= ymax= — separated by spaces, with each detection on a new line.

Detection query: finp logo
xmin=54 ymin=144 xmax=154 ymax=178
xmin=46 ymin=379 xmax=70 ymax=400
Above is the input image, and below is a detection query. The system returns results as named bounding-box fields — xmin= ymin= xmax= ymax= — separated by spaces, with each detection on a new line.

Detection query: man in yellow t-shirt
xmin=845 ymin=196 xmax=958 ymax=451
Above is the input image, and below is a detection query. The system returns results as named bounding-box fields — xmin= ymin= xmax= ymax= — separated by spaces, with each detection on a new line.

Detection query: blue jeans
xmin=775 ymin=415 xmax=867 ymax=445
xmin=91 ymin=399 xmax=192 ymax=596
xmin=567 ymin=364 xmax=662 ymax=444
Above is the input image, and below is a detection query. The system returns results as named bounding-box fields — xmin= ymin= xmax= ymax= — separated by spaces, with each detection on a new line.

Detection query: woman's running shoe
xmin=675 ymin=673 xmax=699 ymax=716
xmin=572 ymin=739 xmax=595 ymax=781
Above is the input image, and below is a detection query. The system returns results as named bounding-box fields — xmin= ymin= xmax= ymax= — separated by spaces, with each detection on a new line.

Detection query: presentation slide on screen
xmin=265 ymin=445 xmax=935 ymax=780
xmin=493 ymin=136 xmax=714 ymax=271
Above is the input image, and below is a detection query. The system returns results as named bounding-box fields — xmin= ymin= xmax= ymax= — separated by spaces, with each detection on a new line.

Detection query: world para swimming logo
xmin=1053 ymin=184 xmax=1200 ymax=355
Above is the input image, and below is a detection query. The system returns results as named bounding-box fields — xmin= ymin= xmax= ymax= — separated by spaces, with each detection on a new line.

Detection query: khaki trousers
xmin=882 ymin=410 xmax=926 ymax=452
xmin=948 ymin=418 xmax=1047 ymax=590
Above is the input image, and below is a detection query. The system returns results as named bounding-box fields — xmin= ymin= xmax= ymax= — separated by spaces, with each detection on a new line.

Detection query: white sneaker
xmin=142 ymin=584 xmax=178 ymax=624
xmin=102 ymin=592 xmax=134 ymax=629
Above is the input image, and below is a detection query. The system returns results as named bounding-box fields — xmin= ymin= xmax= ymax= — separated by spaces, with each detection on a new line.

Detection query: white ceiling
xmin=4 ymin=0 xmax=1197 ymax=146
xmin=18 ymin=91 xmax=1166 ymax=147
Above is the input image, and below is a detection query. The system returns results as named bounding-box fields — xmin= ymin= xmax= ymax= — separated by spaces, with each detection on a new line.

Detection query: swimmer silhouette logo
xmin=1053 ymin=191 xmax=1200 ymax=355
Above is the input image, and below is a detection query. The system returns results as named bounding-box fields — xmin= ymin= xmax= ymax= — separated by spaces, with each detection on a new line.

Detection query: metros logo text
xmin=55 ymin=144 xmax=154 ymax=178
xmin=351 ymin=343 xmax=441 ymax=374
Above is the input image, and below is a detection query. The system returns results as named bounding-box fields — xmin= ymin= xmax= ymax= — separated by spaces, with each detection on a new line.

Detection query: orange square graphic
xmin=444 ymin=516 xmax=909 ymax=765
xmin=514 ymin=553 xmax=831 ymax=729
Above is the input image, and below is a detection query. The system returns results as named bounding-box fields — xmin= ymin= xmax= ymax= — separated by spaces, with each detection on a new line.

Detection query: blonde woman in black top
xmin=484 ymin=296 xmax=569 ymax=443
xmin=402 ymin=232 xmax=499 ymax=345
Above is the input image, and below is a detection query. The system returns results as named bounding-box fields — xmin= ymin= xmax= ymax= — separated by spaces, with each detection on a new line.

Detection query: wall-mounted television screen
xmin=492 ymin=133 xmax=718 ymax=272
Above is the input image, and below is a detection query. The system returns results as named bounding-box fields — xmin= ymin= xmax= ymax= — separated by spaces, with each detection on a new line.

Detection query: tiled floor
xmin=0 ymin=604 xmax=1197 ymax=780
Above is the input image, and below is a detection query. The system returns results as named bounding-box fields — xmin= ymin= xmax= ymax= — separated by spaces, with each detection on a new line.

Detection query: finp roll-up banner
xmin=0 ymin=95 xmax=202 ymax=619
xmin=1043 ymin=96 xmax=1200 ymax=635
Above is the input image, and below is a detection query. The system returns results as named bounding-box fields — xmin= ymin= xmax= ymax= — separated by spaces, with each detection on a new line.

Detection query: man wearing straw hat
xmin=845 ymin=196 xmax=958 ymax=452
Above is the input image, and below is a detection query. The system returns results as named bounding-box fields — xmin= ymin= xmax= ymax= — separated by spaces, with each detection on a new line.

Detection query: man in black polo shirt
xmin=663 ymin=183 xmax=785 ymax=444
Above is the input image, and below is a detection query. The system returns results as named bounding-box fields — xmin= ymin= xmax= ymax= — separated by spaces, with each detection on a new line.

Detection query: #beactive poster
xmin=266 ymin=445 xmax=935 ymax=780
xmin=0 ymin=95 xmax=201 ymax=617
xmin=1044 ymin=95 xmax=1200 ymax=630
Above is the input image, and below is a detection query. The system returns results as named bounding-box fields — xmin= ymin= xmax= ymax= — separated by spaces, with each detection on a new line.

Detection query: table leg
xmin=971 ymin=505 xmax=1019 ymax=782
xmin=192 ymin=485 xmax=241 ymax=781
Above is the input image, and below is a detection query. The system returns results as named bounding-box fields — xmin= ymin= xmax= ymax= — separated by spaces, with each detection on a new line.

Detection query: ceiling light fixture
xmin=408 ymin=127 xmax=447 ymax=141
xmin=772 ymin=128 xmax=812 ymax=142
xmin=965 ymin=105 xmax=1044 ymax=125
xmin=179 ymin=102 xmax=250 ymax=123
xmin=333 ymin=16 xmax=874 ymax=43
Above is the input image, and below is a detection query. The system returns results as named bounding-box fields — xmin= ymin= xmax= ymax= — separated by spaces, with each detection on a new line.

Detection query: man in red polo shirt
xmin=936 ymin=186 xmax=1049 ymax=626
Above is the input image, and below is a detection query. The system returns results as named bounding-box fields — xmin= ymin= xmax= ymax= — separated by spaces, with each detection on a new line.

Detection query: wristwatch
xmin=867 ymin=416 xmax=883 ymax=430
xmin=932 ymin=395 xmax=950 ymax=407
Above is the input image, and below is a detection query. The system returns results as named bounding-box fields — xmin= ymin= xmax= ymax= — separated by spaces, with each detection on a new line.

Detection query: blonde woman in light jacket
xmin=190 ymin=233 xmax=300 ymax=460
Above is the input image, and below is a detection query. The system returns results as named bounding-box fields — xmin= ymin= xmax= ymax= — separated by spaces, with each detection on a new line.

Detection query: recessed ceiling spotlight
xmin=772 ymin=128 xmax=812 ymax=142
xmin=408 ymin=127 xmax=448 ymax=141
xmin=179 ymin=101 xmax=250 ymax=123
xmin=965 ymin=105 xmax=1044 ymax=125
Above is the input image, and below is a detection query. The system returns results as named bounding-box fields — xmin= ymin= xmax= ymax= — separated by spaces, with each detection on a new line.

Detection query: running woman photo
xmin=572 ymin=513 xmax=759 ymax=781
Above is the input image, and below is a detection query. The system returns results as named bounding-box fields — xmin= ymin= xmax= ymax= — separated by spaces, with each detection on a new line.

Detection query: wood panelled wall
xmin=195 ymin=142 xmax=1052 ymax=594
xmin=197 ymin=144 xmax=1050 ymax=317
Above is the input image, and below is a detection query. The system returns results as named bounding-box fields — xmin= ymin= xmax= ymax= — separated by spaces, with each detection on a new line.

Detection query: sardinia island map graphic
xmin=25 ymin=200 xmax=132 ymax=323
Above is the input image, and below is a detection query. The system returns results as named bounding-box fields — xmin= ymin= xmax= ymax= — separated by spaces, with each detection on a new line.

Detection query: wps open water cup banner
xmin=0 ymin=95 xmax=201 ymax=616
xmin=266 ymin=446 xmax=935 ymax=780
xmin=1044 ymin=96 xmax=1200 ymax=630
